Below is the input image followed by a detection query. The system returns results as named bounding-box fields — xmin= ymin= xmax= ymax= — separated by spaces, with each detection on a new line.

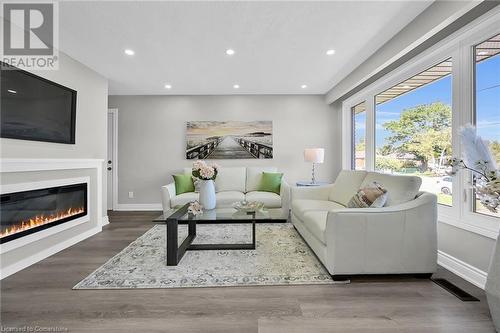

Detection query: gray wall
xmin=1 ymin=53 xmax=108 ymax=160
xmin=1 ymin=52 xmax=109 ymax=213
xmin=108 ymin=95 xmax=341 ymax=205
xmin=0 ymin=52 xmax=109 ymax=276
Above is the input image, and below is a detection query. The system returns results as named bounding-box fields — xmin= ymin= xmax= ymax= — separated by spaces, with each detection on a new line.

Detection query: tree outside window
xmin=375 ymin=59 xmax=453 ymax=206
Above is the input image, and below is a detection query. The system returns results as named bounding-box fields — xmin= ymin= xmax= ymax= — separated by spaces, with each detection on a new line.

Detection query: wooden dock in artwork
xmin=206 ymin=137 xmax=254 ymax=159
xmin=186 ymin=136 xmax=273 ymax=159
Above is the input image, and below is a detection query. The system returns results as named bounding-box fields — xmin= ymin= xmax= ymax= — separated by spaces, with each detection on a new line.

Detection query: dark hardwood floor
xmin=0 ymin=211 xmax=495 ymax=332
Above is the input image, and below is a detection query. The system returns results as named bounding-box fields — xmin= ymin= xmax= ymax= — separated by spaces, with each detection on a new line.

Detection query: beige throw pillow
xmin=347 ymin=182 xmax=388 ymax=208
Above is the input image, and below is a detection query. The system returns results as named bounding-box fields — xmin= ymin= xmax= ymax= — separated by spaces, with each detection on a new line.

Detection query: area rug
xmin=73 ymin=223 xmax=336 ymax=289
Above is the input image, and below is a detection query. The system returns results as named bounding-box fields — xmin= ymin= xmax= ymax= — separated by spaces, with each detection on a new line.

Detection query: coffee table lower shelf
xmin=163 ymin=204 xmax=257 ymax=266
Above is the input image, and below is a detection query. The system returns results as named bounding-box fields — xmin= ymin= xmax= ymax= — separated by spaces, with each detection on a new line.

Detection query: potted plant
xmin=448 ymin=125 xmax=499 ymax=212
xmin=192 ymin=160 xmax=219 ymax=210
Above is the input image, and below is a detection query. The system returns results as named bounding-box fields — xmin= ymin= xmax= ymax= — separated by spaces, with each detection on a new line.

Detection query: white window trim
xmin=341 ymin=7 xmax=500 ymax=239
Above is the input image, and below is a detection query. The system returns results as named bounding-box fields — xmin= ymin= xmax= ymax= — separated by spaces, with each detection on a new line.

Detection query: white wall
xmin=108 ymin=95 xmax=341 ymax=206
xmin=438 ymin=223 xmax=495 ymax=273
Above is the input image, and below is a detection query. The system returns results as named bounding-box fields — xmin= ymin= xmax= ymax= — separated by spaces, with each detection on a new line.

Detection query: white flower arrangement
xmin=188 ymin=201 xmax=203 ymax=216
xmin=192 ymin=160 xmax=219 ymax=180
xmin=447 ymin=124 xmax=500 ymax=213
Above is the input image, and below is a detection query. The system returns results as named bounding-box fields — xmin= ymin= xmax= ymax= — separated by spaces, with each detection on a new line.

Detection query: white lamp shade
xmin=304 ymin=148 xmax=324 ymax=163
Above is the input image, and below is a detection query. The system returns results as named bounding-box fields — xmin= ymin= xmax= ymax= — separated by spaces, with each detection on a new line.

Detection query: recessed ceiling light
xmin=7 ymin=89 xmax=17 ymax=94
xmin=326 ymin=49 xmax=336 ymax=55
xmin=233 ymin=84 xmax=240 ymax=89
xmin=124 ymin=49 xmax=135 ymax=56
xmin=226 ymin=49 xmax=235 ymax=56
xmin=164 ymin=84 xmax=172 ymax=89
xmin=478 ymin=51 xmax=488 ymax=56
xmin=301 ymin=84 xmax=307 ymax=89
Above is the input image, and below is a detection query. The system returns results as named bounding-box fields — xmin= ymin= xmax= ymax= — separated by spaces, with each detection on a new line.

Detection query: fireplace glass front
xmin=1 ymin=183 xmax=88 ymax=243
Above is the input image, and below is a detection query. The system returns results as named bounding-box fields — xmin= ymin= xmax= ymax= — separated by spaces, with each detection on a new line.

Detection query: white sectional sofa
xmin=161 ymin=167 xmax=290 ymax=214
xmin=291 ymin=170 xmax=437 ymax=279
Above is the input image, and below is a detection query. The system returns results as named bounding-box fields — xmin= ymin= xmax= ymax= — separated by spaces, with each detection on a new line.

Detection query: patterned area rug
xmin=74 ymin=223 xmax=335 ymax=289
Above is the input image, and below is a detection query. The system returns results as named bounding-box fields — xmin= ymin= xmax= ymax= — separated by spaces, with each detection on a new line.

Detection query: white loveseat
xmin=291 ymin=170 xmax=437 ymax=279
xmin=161 ymin=167 xmax=290 ymax=214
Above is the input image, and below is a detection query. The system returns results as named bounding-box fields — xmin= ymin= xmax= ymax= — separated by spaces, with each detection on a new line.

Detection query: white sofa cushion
xmin=245 ymin=191 xmax=281 ymax=208
xmin=246 ymin=167 xmax=278 ymax=192
xmin=328 ymin=170 xmax=367 ymax=206
xmin=171 ymin=192 xmax=198 ymax=208
xmin=214 ymin=167 xmax=246 ymax=192
xmin=361 ymin=172 xmax=422 ymax=206
xmin=301 ymin=211 xmax=328 ymax=244
xmin=216 ymin=191 xmax=245 ymax=207
xmin=292 ymin=199 xmax=345 ymax=221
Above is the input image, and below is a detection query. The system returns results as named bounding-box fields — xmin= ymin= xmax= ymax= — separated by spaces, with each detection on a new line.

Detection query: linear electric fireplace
xmin=0 ymin=183 xmax=88 ymax=244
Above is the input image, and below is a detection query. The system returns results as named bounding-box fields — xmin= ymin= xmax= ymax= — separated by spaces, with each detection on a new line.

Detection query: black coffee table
xmin=153 ymin=203 xmax=287 ymax=266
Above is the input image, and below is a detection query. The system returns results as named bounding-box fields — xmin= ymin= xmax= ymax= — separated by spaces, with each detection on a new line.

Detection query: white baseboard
xmin=438 ymin=250 xmax=488 ymax=289
xmin=114 ymin=203 xmax=163 ymax=211
xmin=102 ymin=215 xmax=110 ymax=226
xmin=1 ymin=225 xmax=102 ymax=280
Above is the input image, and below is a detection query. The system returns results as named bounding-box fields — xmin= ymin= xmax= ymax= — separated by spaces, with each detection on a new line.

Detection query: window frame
xmin=350 ymin=104 xmax=356 ymax=170
xmin=341 ymin=8 xmax=500 ymax=239
xmin=471 ymin=32 xmax=500 ymax=221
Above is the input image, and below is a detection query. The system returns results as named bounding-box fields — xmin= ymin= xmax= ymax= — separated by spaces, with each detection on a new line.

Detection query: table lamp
xmin=304 ymin=148 xmax=324 ymax=184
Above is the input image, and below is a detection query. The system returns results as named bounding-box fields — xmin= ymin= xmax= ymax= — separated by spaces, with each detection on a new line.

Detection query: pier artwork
xmin=186 ymin=121 xmax=273 ymax=160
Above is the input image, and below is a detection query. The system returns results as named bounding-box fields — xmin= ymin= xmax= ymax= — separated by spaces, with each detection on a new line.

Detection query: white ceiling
xmin=59 ymin=1 xmax=433 ymax=95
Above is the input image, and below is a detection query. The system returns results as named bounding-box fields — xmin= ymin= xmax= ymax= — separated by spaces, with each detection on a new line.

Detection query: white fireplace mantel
xmin=0 ymin=158 xmax=104 ymax=225
xmin=1 ymin=158 xmax=104 ymax=173
xmin=0 ymin=158 xmax=105 ymax=226
xmin=0 ymin=158 xmax=105 ymax=279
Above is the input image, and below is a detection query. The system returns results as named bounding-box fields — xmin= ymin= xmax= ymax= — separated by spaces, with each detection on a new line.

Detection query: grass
xmin=437 ymin=193 xmax=452 ymax=206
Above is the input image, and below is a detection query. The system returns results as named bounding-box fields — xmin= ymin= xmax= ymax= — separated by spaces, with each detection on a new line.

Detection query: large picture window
xmin=474 ymin=33 xmax=500 ymax=218
xmin=374 ymin=59 xmax=453 ymax=206
xmin=352 ymin=101 xmax=366 ymax=170
xmin=343 ymin=14 xmax=500 ymax=237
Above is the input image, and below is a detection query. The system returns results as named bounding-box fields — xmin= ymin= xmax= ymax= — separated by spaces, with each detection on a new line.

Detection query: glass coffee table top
xmin=153 ymin=205 xmax=288 ymax=223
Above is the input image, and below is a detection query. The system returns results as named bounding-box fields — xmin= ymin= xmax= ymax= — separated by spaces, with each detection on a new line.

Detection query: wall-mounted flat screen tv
xmin=0 ymin=62 xmax=77 ymax=144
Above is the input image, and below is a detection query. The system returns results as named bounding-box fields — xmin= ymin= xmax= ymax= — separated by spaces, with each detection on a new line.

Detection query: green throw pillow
xmin=173 ymin=174 xmax=195 ymax=195
xmin=258 ymin=172 xmax=283 ymax=194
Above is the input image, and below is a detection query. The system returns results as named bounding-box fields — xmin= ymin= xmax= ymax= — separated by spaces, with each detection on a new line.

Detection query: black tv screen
xmin=0 ymin=63 xmax=77 ymax=144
